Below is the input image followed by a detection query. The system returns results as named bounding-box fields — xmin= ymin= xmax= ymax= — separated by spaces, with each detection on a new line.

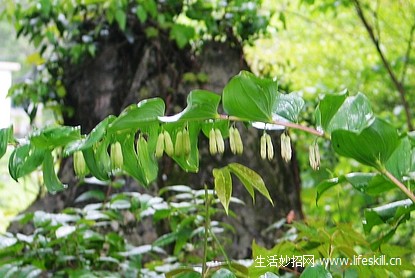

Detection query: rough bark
xmin=9 ymin=32 xmax=303 ymax=258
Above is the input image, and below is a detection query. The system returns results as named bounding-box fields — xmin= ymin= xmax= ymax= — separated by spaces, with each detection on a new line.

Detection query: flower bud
xmin=281 ymin=133 xmax=292 ymax=162
xmin=175 ymin=131 xmax=183 ymax=156
xmin=229 ymin=127 xmax=236 ymax=154
xmin=215 ymin=128 xmax=225 ymax=154
xmin=155 ymin=132 xmax=165 ymax=158
xmin=309 ymin=143 xmax=320 ymax=170
xmin=74 ymin=151 xmax=88 ymax=178
xmin=183 ymin=129 xmax=191 ymax=156
xmin=234 ymin=128 xmax=243 ymax=155
xmin=110 ymin=141 xmax=124 ymax=172
xmin=163 ymin=131 xmax=174 ymax=157
xmin=260 ymin=133 xmax=267 ymax=160
xmin=266 ymin=134 xmax=274 ymax=160
xmin=209 ymin=128 xmax=217 ymax=155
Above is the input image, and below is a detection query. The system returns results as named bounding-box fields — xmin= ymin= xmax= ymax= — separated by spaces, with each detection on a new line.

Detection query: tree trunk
xmin=9 ymin=34 xmax=303 ymax=258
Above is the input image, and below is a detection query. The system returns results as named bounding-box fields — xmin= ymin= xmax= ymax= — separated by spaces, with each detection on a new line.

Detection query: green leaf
xmin=170 ymin=23 xmax=195 ymax=49
xmin=273 ymin=92 xmax=304 ymax=122
xmin=315 ymin=90 xmax=348 ymax=131
xmin=161 ymin=90 xmax=220 ymax=122
xmin=166 ymin=268 xmax=201 ymax=278
xmin=8 ymin=145 xmax=45 ymax=181
xmin=120 ymin=133 xmax=146 ymax=185
xmin=0 ymin=126 xmax=12 ymax=160
xmin=212 ymin=269 xmax=236 ymax=278
xmin=42 ymin=151 xmax=65 ymax=193
xmin=74 ymin=190 xmax=105 ymax=203
xmin=136 ymin=6 xmax=147 ymax=23
xmin=300 ymin=265 xmax=332 ymax=278
xmin=137 ymin=136 xmax=158 ymax=185
xmin=30 ymin=126 xmax=81 ymax=149
xmin=213 ymin=167 xmax=232 ymax=214
xmin=163 ymin=122 xmax=200 ymax=172
xmin=115 ymin=9 xmax=126 ymax=30
xmin=223 ymin=71 xmax=277 ymax=122
xmin=384 ymin=137 xmax=411 ymax=180
xmin=64 ymin=116 xmax=115 ymax=156
xmin=332 ymin=118 xmax=400 ymax=168
xmin=228 ymin=163 xmax=273 ymax=205
xmin=82 ymin=147 xmax=110 ymax=181
xmin=316 ymin=176 xmax=346 ymax=204
xmin=108 ymin=98 xmax=165 ymax=134
xmin=328 ymin=92 xmax=374 ymax=133
xmin=316 ymin=172 xmax=396 ymax=203
xmin=363 ymin=199 xmax=415 ymax=233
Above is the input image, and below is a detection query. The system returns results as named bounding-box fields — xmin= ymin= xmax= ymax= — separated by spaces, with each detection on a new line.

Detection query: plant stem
xmin=218 ymin=114 xmax=324 ymax=137
xmin=202 ymin=184 xmax=210 ymax=277
xmin=382 ymin=169 xmax=415 ymax=203
xmin=352 ymin=0 xmax=414 ymax=131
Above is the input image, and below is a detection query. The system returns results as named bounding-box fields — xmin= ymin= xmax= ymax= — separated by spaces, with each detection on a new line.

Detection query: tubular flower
xmin=110 ymin=141 xmax=124 ymax=172
xmin=260 ymin=133 xmax=267 ymax=160
xmin=215 ymin=128 xmax=225 ymax=154
xmin=183 ymin=128 xmax=191 ymax=156
xmin=309 ymin=143 xmax=320 ymax=170
xmin=280 ymin=133 xmax=292 ymax=162
xmin=209 ymin=128 xmax=217 ymax=155
xmin=73 ymin=151 xmax=88 ymax=178
xmin=155 ymin=132 xmax=165 ymax=158
xmin=163 ymin=131 xmax=174 ymax=157
xmin=175 ymin=131 xmax=183 ymax=156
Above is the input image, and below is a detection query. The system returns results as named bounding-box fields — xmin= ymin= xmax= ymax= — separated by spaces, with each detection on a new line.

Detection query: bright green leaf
xmin=0 ymin=126 xmax=12 ymax=160
xmin=300 ymin=265 xmax=332 ymax=278
xmin=30 ymin=126 xmax=81 ymax=149
xmin=170 ymin=23 xmax=195 ymax=49
xmin=328 ymin=92 xmax=374 ymax=133
xmin=223 ymin=71 xmax=277 ymax=122
xmin=332 ymin=118 xmax=400 ymax=168
xmin=273 ymin=92 xmax=304 ymax=122
xmin=212 ymin=268 xmax=236 ymax=278
xmin=115 ymin=9 xmax=126 ymax=30
xmin=228 ymin=163 xmax=273 ymax=205
xmin=315 ymin=90 xmax=348 ymax=131
xmin=213 ymin=167 xmax=232 ymax=214
xmin=42 ymin=151 xmax=65 ymax=193
xmin=108 ymin=98 xmax=165 ymax=134
xmin=363 ymin=199 xmax=415 ymax=233
xmin=8 ymin=145 xmax=45 ymax=181
xmin=385 ymin=137 xmax=412 ymax=180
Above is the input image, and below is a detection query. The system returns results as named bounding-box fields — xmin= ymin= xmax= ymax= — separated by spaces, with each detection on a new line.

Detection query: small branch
xmin=400 ymin=23 xmax=415 ymax=84
xmin=353 ymin=0 xmax=414 ymax=131
xmin=382 ymin=169 xmax=415 ymax=203
xmin=218 ymin=114 xmax=324 ymax=137
xmin=202 ymin=184 xmax=210 ymax=277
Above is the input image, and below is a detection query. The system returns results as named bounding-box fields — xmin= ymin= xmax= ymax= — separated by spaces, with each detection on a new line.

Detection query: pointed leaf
xmin=315 ymin=89 xmax=348 ymax=131
xmin=0 ymin=126 xmax=12 ymax=159
xmin=120 ymin=133 xmax=146 ymax=185
xmin=8 ymin=145 xmax=45 ymax=181
xmin=30 ymin=126 xmax=81 ymax=149
xmin=213 ymin=167 xmax=232 ymax=214
xmin=64 ymin=116 xmax=115 ymax=156
xmin=212 ymin=269 xmax=236 ymax=278
xmin=385 ymin=137 xmax=411 ymax=180
xmin=328 ymin=92 xmax=374 ymax=133
xmin=332 ymin=118 xmax=400 ymax=168
xmin=273 ymin=92 xmax=304 ymax=122
xmin=108 ymin=98 xmax=165 ymax=133
xmin=160 ymin=90 xmax=220 ymax=122
xmin=223 ymin=71 xmax=277 ymax=122
xmin=42 ymin=151 xmax=65 ymax=193
xmin=300 ymin=265 xmax=332 ymax=278
xmin=228 ymin=163 xmax=273 ymax=205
